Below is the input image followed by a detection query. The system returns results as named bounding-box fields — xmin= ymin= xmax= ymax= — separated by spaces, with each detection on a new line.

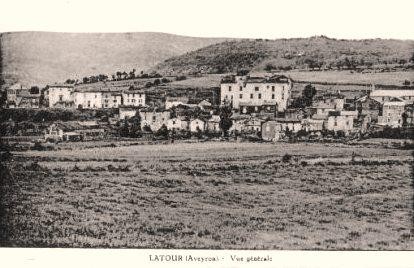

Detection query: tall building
xmin=220 ymin=75 xmax=292 ymax=113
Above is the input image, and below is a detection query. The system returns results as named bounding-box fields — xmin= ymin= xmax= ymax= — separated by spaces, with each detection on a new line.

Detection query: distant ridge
xmin=0 ymin=31 xmax=231 ymax=87
xmin=154 ymin=36 xmax=414 ymax=75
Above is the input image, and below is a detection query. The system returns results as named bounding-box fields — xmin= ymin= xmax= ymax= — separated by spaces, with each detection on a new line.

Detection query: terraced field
xmin=0 ymin=141 xmax=413 ymax=249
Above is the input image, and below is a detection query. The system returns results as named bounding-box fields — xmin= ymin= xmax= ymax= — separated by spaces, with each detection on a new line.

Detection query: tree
xmin=153 ymin=79 xmax=161 ymax=86
xmin=236 ymin=69 xmax=250 ymax=76
xmin=129 ymin=69 xmax=136 ymax=79
xmin=302 ymin=84 xmax=316 ymax=106
xmin=175 ymin=75 xmax=186 ymax=81
xmin=119 ymin=120 xmax=130 ymax=137
xmin=128 ymin=114 xmax=142 ymax=137
xmin=219 ymin=106 xmax=233 ymax=137
xmin=264 ymin=63 xmax=275 ymax=72
xmin=196 ymin=126 xmax=203 ymax=139
xmin=116 ymin=71 xmax=122 ymax=80
xmin=65 ymin=79 xmax=76 ymax=84
xmin=30 ymin=86 xmax=40 ymax=94
xmin=155 ymin=124 xmax=169 ymax=139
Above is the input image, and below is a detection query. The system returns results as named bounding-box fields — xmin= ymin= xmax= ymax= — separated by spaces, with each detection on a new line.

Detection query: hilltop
xmin=154 ymin=36 xmax=414 ymax=75
xmin=0 ymin=32 xmax=230 ymax=87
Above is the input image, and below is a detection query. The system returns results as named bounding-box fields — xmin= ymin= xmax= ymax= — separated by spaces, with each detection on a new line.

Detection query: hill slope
xmin=155 ymin=36 xmax=414 ymax=75
xmin=0 ymin=32 xmax=230 ymax=86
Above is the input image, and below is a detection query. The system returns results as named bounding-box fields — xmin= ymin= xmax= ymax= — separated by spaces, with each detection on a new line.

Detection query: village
xmin=1 ymin=71 xmax=414 ymax=149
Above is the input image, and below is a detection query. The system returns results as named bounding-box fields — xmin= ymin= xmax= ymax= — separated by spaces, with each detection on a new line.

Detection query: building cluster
xmin=4 ymin=83 xmax=146 ymax=109
xmin=3 ymin=74 xmax=414 ymax=142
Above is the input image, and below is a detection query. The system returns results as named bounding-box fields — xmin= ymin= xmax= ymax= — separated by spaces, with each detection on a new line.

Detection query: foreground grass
xmin=1 ymin=142 xmax=413 ymax=249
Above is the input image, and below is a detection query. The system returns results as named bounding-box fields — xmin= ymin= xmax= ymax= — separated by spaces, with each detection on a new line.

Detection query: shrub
xmin=175 ymin=75 xmax=187 ymax=81
xmin=282 ymin=154 xmax=292 ymax=163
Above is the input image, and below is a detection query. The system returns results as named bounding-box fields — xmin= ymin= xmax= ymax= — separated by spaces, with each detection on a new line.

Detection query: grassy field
xmin=169 ymin=70 xmax=413 ymax=90
xmin=281 ymin=70 xmax=414 ymax=86
xmin=1 ymin=141 xmax=413 ymax=249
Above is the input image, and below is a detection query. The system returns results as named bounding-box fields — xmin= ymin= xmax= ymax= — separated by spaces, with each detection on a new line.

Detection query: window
xmin=334 ymin=120 xmax=337 ymax=127
xmin=87 ymin=101 xmax=91 ymax=107
xmin=255 ymin=87 xmax=259 ymax=91
xmin=272 ymin=86 xmax=275 ymax=91
xmin=282 ymin=93 xmax=284 ymax=100
xmin=59 ymin=95 xmax=63 ymax=101
xmin=239 ymin=94 xmax=243 ymax=99
xmin=258 ymin=94 xmax=262 ymax=99
xmin=229 ymin=86 xmax=232 ymax=91
xmin=239 ymin=86 xmax=243 ymax=91
xmin=250 ymin=94 xmax=253 ymax=99
xmin=272 ymin=94 xmax=275 ymax=99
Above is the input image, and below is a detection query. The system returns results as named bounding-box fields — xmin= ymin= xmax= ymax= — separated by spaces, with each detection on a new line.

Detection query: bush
xmin=282 ymin=154 xmax=292 ymax=163
xmin=175 ymin=75 xmax=187 ymax=81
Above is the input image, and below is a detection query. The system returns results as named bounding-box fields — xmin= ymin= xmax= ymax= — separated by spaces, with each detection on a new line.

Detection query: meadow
xmin=169 ymin=70 xmax=413 ymax=92
xmin=1 ymin=141 xmax=413 ymax=249
xmin=282 ymin=70 xmax=414 ymax=86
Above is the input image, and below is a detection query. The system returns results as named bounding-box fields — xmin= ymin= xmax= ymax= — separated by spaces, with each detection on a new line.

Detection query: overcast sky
xmin=1 ymin=0 xmax=413 ymax=40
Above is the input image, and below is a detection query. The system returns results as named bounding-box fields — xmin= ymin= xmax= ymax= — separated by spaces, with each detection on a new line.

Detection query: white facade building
xmin=166 ymin=117 xmax=189 ymax=131
xmin=189 ymin=119 xmax=205 ymax=132
xmin=102 ymin=92 xmax=122 ymax=108
xmin=122 ymin=91 xmax=146 ymax=107
xmin=74 ymin=91 xmax=103 ymax=109
xmin=47 ymin=84 xmax=75 ymax=107
xmin=220 ymin=75 xmax=292 ymax=112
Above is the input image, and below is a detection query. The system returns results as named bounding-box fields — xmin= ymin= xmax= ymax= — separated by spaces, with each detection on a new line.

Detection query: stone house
xmin=139 ymin=110 xmax=171 ymax=132
xmin=326 ymin=111 xmax=354 ymax=133
xmin=261 ymin=121 xmax=283 ymax=141
xmin=206 ymin=115 xmax=221 ymax=133
xmin=47 ymin=83 xmax=75 ymax=108
xmin=166 ymin=117 xmax=189 ymax=131
xmin=189 ymin=118 xmax=205 ymax=133
xmin=119 ymin=106 xmax=138 ymax=120
xmin=378 ymin=98 xmax=405 ymax=127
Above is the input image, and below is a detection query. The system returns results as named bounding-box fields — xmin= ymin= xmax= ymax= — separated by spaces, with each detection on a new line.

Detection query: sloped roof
xmin=312 ymin=114 xmax=329 ymax=120
xmin=276 ymin=118 xmax=301 ymax=123
xmin=370 ymin=89 xmax=414 ymax=97
xmin=314 ymin=92 xmax=345 ymax=101
xmin=198 ymin=99 xmax=212 ymax=106
xmin=8 ymin=83 xmax=26 ymax=90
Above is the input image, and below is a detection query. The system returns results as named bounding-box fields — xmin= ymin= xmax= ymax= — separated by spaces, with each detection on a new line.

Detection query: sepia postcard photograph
xmin=0 ymin=0 xmax=413 ymax=267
